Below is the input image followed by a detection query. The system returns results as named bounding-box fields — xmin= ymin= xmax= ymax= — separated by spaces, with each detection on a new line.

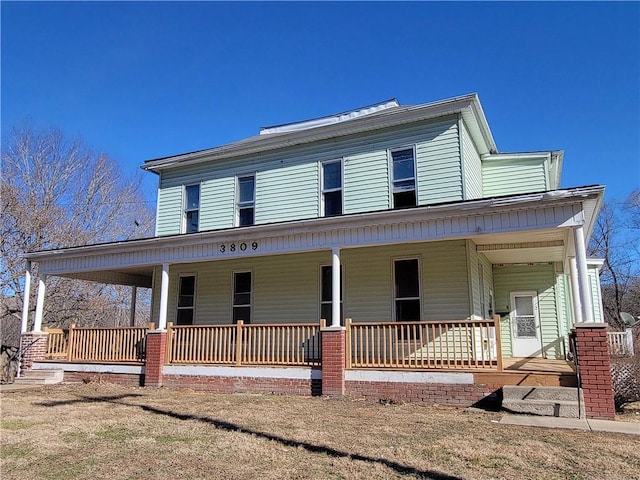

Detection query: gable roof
xmin=142 ymin=93 xmax=497 ymax=173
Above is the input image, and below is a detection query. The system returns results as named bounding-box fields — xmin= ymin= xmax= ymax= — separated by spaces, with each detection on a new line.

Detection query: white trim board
xmin=164 ymin=365 xmax=322 ymax=380
xmin=32 ymin=363 xmax=143 ymax=375
xmin=345 ymin=369 xmax=474 ymax=384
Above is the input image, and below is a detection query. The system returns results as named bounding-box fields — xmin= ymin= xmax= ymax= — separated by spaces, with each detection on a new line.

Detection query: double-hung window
xmin=320 ymin=265 xmax=343 ymax=325
xmin=393 ymin=259 xmax=421 ymax=322
xmin=184 ymin=184 xmax=200 ymax=233
xmin=321 ymin=160 xmax=343 ymax=216
xmin=390 ymin=147 xmax=417 ymax=209
xmin=232 ymin=271 xmax=252 ymax=324
xmin=237 ymin=175 xmax=255 ymax=227
xmin=177 ymin=275 xmax=196 ymax=325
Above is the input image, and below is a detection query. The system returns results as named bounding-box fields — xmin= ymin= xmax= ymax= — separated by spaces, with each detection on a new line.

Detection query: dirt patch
xmin=2 ymin=383 xmax=639 ymax=479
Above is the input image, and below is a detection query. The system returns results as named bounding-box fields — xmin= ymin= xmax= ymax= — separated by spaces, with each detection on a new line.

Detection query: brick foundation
xmin=20 ymin=333 xmax=48 ymax=375
xmin=144 ymin=331 xmax=166 ymax=387
xmin=321 ymin=327 xmax=346 ymax=396
xmin=572 ymin=323 xmax=616 ymax=420
xmin=163 ymin=374 xmax=321 ymax=396
xmin=64 ymin=372 xmax=143 ymax=386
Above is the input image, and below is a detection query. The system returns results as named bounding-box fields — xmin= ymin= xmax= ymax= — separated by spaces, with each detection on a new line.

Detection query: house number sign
xmin=219 ymin=241 xmax=258 ymax=254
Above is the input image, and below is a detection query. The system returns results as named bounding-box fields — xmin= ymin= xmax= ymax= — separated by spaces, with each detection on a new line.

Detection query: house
xmin=19 ymin=94 xmax=616 ymax=419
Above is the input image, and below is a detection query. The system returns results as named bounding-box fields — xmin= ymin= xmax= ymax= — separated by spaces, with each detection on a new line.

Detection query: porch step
xmin=14 ymin=369 xmax=63 ymax=385
xmin=502 ymin=386 xmax=584 ymax=418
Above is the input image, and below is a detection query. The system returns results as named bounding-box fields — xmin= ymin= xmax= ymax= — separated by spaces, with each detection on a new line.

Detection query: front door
xmin=510 ymin=292 xmax=542 ymax=357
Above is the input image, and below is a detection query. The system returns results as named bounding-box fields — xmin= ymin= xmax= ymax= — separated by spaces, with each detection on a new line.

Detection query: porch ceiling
xmin=57 ymin=266 xmax=154 ymax=288
xmin=473 ymin=228 xmax=567 ymax=264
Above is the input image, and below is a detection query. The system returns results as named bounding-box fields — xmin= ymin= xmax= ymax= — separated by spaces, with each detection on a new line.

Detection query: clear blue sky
xmin=2 ymin=2 xmax=639 ymax=204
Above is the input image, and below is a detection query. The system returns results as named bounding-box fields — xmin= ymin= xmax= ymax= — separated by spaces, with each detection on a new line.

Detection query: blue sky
xmin=2 ymin=2 xmax=639 ymax=204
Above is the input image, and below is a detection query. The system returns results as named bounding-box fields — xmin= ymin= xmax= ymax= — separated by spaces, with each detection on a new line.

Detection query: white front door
xmin=510 ymin=292 xmax=542 ymax=357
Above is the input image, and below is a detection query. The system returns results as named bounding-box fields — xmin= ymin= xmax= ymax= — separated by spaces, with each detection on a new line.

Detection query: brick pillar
xmin=573 ymin=323 xmax=615 ymax=420
xmin=144 ymin=331 xmax=166 ymax=387
xmin=321 ymin=327 xmax=346 ymax=396
xmin=20 ymin=332 xmax=48 ymax=375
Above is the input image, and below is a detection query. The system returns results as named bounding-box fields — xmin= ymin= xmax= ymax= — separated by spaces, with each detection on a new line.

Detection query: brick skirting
xmin=64 ymin=371 xmax=143 ymax=387
xmin=163 ymin=374 xmax=322 ymax=396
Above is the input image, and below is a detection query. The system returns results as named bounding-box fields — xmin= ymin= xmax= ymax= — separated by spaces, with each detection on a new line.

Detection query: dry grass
xmin=1 ymin=383 xmax=639 ymax=480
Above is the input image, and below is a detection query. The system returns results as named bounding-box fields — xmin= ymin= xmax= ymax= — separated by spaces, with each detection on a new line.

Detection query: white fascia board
xmin=482 ymin=152 xmax=552 ymax=162
xmin=142 ymin=94 xmax=495 ymax=172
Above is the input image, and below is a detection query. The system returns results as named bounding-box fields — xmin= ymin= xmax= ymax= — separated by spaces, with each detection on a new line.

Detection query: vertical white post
xmin=569 ymin=257 xmax=583 ymax=325
xmin=158 ymin=263 xmax=170 ymax=330
xmin=20 ymin=261 xmax=32 ymax=333
xmin=33 ymin=275 xmax=46 ymax=332
xmin=130 ymin=286 xmax=138 ymax=326
xmin=331 ymin=248 xmax=341 ymax=328
xmin=573 ymin=226 xmax=594 ymax=323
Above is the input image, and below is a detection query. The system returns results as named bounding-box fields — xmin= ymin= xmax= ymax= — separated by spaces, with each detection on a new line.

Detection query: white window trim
xmin=235 ymin=173 xmax=256 ymax=227
xmin=319 ymin=264 xmax=344 ymax=323
xmin=388 ymin=145 xmax=418 ymax=208
xmin=319 ymin=159 xmax=344 ymax=217
xmin=232 ymin=270 xmax=253 ymax=324
xmin=392 ymin=256 xmax=422 ymax=322
xmin=183 ymin=183 xmax=201 ymax=233
xmin=176 ymin=273 xmax=197 ymax=325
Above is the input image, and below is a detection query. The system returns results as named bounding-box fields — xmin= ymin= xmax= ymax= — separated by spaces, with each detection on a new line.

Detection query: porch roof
xmin=23 ymin=185 xmax=604 ymax=287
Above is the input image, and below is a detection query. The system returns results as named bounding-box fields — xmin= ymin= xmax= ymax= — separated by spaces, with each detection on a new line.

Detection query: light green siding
xmin=493 ymin=263 xmax=564 ymax=359
xmin=416 ymin=120 xmax=462 ymax=205
xmin=151 ymin=240 xmax=474 ymax=326
xmin=482 ymin=157 xmax=548 ymax=197
xmin=461 ymin=121 xmax=482 ymax=200
xmin=155 ymin=117 xmax=463 ymax=233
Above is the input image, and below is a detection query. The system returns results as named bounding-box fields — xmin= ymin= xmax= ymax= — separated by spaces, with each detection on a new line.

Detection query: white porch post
xmin=158 ymin=263 xmax=170 ymax=330
xmin=331 ymin=248 xmax=341 ymax=328
xmin=20 ymin=261 xmax=32 ymax=333
xmin=569 ymin=257 xmax=583 ymax=325
xmin=33 ymin=275 xmax=47 ymax=333
xmin=129 ymin=286 xmax=138 ymax=326
xmin=573 ymin=226 xmax=594 ymax=323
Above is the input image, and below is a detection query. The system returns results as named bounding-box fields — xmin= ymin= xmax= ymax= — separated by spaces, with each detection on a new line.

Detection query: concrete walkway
xmin=500 ymin=414 xmax=640 ymax=436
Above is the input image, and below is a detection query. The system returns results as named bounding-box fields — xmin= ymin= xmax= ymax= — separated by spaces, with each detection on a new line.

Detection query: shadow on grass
xmin=38 ymin=393 xmax=463 ymax=480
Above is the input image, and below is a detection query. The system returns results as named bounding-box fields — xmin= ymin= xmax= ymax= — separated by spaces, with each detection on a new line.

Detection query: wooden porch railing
xmin=166 ymin=321 xmax=322 ymax=367
xmin=45 ymin=324 xmax=153 ymax=363
xmin=346 ymin=316 xmax=503 ymax=371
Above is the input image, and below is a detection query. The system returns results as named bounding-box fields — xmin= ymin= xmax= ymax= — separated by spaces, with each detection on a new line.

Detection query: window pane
xmin=234 ymin=272 xmax=251 ymax=294
xmin=234 ymin=293 xmax=251 ymax=305
xmin=238 ymin=176 xmax=255 ymax=203
xmin=395 ymin=259 xmax=419 ymax=298
xmin=186 ymin=211 xmax=199 ymax=233
xmin=179 ymin=276 xmax=195 ymax=295
xmin=233 ymin=306 xmax=251 ymax=324
xmin=392 ymin=149 xmax=415 ymax=180
xmin=178 ymin=295 xmax=194 ymax=308
xmin=324 ymin=191 xmax=342 ymax=216
xmin=393 ymin=191 xmax=416 ymax=209
xmin=321 ymin=266 xmax=343 ymax=302
xmin=396 ymin=299 xmax=421 ymax=322
xmin=393 ymin=179 xmax=415 ymax=192
xmin=176 ymin=309 xmax=194 ymax=325
xmin=185 ymin=185 xmax=200 ymax=209
xmin=239 ymin=207 xmax=254 ymax=226
xmin=323 ymin=162 xmax=342 ymax=190
xmin=321 ymin=303 xmax=332 ymax=324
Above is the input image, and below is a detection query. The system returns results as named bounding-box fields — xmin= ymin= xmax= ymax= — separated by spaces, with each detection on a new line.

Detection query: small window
xmin=237 ymin=175 xmax=255 ymax=227
xmin=390 ymin=148 xmax=416 ymax=209
xmin=177 ymin=275 xmax=196 ymax=325
xmin=322 ymin=160 xmax=343 ymax=216
xmin=394 ymin=259 xmax=421 ymax=321
xmin=233 ymin=271 xmax=252 ymax=323
xmin=184 ymin=185 xmax=200 ymax=233
xmin=320 ymin=265 xmax=343 ymax=325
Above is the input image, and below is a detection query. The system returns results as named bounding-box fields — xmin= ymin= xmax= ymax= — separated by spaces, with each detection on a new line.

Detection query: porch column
xmin=130 ymin=286 xmax=137 ymax=327
xmin=331 ymin=248 xmax=341 ymax=328
xmin=33 ymin=275 xmax=47 ymax=333
xmin=20 ymin=261 xmax=32 ymax=333
xmin=573 ymin=226 xmax=594 ymax=323
xmin=569 ymin=257 xmax=583 ymax=325
xmin=158 ymin=263 xmax=170 ymax=330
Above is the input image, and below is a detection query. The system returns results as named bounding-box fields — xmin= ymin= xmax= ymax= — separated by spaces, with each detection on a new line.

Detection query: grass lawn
xmin=1 ymin=383 xmax=639 ymax=480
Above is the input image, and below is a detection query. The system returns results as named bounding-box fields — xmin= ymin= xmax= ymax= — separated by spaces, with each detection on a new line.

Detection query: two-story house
xmin=20 ymin=94 xmax=610 ymax=413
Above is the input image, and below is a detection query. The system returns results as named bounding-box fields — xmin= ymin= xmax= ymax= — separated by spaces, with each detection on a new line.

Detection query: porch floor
xmin=475 ymin=357 xmax=577 ymax=388
xmin=503 ymin=357 xmax=576 ymax=374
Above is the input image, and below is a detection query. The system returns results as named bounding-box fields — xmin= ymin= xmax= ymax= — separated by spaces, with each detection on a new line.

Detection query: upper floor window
xmin=321 ymin=160 xmax=343 ymax=216
xmin=184 ymin=184 xmax=200 ymax=233
xmin=237 ymin=175 xmax=255 ymax=226
xmin=390 ymin=148 xmax=416 ymax=209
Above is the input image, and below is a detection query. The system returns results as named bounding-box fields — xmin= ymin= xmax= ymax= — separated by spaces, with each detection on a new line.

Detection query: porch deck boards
xmin=475 ymin=357 xmax=577 ymax=388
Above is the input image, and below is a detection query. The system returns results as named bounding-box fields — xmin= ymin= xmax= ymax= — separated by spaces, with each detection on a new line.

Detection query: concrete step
xmin=14 ymin=369 xmax=63 ymax=385
xmin=502 ymin=386 xmax=584 ymax=418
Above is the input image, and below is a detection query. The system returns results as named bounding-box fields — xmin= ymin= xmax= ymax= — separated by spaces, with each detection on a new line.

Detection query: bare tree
xmin=1 ymin=125 xmax=155 ymax=345
xmin=588 ymin=191 xmax=640 ymax=328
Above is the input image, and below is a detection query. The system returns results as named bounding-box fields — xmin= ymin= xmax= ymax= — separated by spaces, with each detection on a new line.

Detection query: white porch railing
xmin=608 ymin=330 xmax=634 ymax=356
